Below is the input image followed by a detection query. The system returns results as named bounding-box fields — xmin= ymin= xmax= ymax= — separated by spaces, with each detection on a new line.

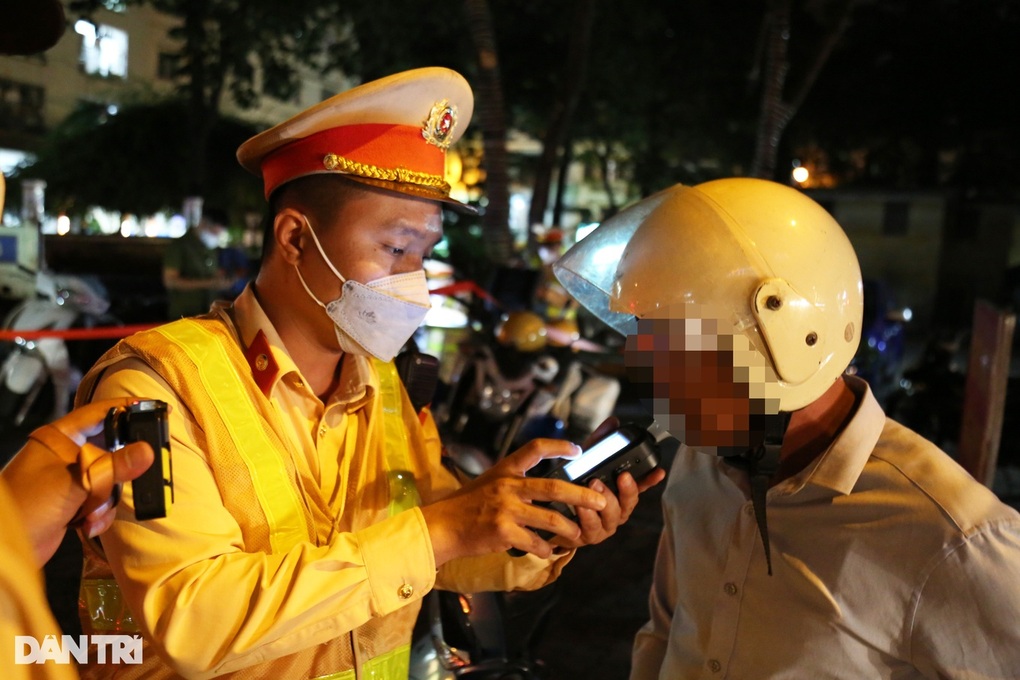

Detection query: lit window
xmin=75 ymin=20 xmax=129 ymax=78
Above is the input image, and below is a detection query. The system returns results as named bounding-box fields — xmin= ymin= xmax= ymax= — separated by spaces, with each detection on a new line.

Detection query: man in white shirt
xmin=554 ymin=177 xmax=1020 ymax=678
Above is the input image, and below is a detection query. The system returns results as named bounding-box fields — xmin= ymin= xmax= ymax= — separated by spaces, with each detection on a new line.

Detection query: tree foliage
xmin=23 ymin=0 xmax=1020 ymax=229
xmin=69 ymin=0 xmax=355 ymax=195
xmin=792 ymin=0 xmax=1020 ymax=196
xmin=15 ymin=100 xmax=260 ymax=216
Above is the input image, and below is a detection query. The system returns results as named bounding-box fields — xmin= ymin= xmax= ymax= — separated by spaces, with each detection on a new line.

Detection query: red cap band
xmin=260 ymin=123 xmax=446 ymax=199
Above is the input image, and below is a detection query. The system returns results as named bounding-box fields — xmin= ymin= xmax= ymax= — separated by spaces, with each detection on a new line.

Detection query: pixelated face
xmin=624 ymin=313 xmax=779 ymax=452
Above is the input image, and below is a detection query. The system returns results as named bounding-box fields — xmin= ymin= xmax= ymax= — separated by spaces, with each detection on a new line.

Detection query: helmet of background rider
xmin=554 ymin=177 xmax=864 ymax=414
xmin=495 ymin=311 xmax=548 ymax=353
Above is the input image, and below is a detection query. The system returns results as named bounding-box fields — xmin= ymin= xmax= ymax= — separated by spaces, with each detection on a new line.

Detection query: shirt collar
xmin=230 ymin=284 xmax=377 ymax=408
xmin=795 ymin=375 xmax=886 ymax=495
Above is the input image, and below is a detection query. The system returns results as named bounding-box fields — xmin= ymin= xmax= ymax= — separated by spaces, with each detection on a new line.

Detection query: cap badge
xmin=422 ymin=100 xmax=457 ymax=150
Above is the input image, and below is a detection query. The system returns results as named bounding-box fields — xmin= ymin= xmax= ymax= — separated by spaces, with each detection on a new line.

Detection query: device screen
xmin=563 ymin=431 xmax=631 ymax=480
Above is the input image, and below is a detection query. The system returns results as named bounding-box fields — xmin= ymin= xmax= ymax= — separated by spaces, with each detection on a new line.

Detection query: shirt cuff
xmin=356 ymin=508 xmax=436 ymax=615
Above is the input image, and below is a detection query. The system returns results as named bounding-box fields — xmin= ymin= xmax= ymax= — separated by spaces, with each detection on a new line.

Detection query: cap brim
xmin=271 ymin=171 xmax=478 ymax=216
xmin=341 ymin=174 xmax=478 ymax=215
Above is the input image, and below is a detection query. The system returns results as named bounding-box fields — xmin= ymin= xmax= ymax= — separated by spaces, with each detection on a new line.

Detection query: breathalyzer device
xmin=105 ymin=400 xmax=174 ymax=520
xmin=509 ymin=422 xmax=662 ymax=556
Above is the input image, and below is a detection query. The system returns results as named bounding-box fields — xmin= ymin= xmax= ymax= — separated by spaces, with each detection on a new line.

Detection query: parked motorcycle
xmin=436 ymin=311 xmax=620 ymax=466
xmin=0 ymin=270 xmax=115 ymax=431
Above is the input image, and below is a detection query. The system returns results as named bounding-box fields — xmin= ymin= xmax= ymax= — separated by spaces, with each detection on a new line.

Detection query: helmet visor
xmin=555 ymin=185 xmax=770 ymax=339
xmin=553 ymin=189 xmax=673 ymax=337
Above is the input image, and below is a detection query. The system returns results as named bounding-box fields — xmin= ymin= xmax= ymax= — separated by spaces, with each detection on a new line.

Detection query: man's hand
xmin=553 ymin=417 xmax=667 ymax=551
xmin=0 ymin=397 xmax=156 ymax=566
xmin=421 ymin=438 xmax=607 ymax=565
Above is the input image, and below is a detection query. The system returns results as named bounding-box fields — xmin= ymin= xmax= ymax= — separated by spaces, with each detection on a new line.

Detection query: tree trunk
xmin=182 ymin=1 xmax=210 ymax=196
xmin=525 ymin=0 xmax=596 ymax=256
xmin=750 ymin=0 xmax=793 ymax=180
xmin=463 ymin=0 xmax=514 ymax=264
xmin=181 ymin=1 xmax=228 ymax=203
xmin=596 ymin=142 xmax=619 ymax=217
xmin=750 ymin=0 xmax=857 ymax=180
xmin=551 ymin=136 xmax=573 ymax=227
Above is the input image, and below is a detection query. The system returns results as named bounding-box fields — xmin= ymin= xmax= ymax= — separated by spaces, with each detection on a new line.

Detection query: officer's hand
xmin=421 ymin=438 xmax=607 ymax=566
xmin=553 ymin=417 xmax=667 ymax=551
xmin=0 ymin=398 xmax=156 ymax=566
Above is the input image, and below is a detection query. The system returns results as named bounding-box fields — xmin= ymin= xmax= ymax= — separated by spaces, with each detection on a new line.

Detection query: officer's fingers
xmin=589 ymin=478 xmax=624 ymax=527
xmin=635 ymin=467 xmax=667 ymax=493
xmin=614 ymin=473 xmax=640 ymax=519
xmin=111 ymin=442 xmax=155 ymax=484
xmin=516 ymin=505 xmax=582 ymax=549
xmin=575 ymin=505 xmax=609 ymax=540
xmin=49 ymin=397 xmax=142 ymax=443
xmin=501 ymin=439 xmax=581 ymax=475
xmin=523 ymin=477 xmax=606 ymax=512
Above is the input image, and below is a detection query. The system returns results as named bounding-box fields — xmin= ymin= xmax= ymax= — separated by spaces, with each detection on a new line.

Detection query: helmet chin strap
xmin=722 ymin=411 xmax=790 ymax=576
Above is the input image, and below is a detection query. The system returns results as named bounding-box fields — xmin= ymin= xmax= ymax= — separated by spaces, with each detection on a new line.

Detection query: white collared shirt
xmin=632 ymin=377 xmax=1020 ymax=679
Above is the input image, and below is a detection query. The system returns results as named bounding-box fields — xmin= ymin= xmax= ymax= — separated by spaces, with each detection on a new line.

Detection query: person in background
xmin=554 ymin=177 xmax=1020 ymax=678
xmin=217 ymin=235 xmax=253 ymax=299
xmin=161 ymin=207 xmax=231 ymax=319
xmin=75 ymin=67 xmax=664 ymax=678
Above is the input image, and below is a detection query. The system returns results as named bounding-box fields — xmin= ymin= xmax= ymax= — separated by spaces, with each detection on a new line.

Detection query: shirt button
xmin=723 ymin=582 xmax=738 ymax=596
xmin=708 ymin=659 xmax=722 ymax=673
xmin=398 ymin=584 xmax=414 ymax=600
xmin=318 ymin=427 xmax=327 ymax=437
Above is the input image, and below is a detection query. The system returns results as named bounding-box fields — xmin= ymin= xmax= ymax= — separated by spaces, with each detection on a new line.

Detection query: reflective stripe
xmin=157 ymin=322 xmax=308 ymax=553
xmin=80 ymin=578 xmax=140 ymax=633
xmin=312 ymin=643 xmax=410 ymax=680
xmin=373 ymin=358 xmax=421 ymax=516
xmin=82 ymin=332 xmax=418 ymax=678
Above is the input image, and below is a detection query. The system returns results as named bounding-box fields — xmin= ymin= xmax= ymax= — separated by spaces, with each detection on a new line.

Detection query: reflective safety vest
xmin=77 ymin=315 xmax=421 ymax=679
xmin=311 ymin=643 xmax=409 ymax=680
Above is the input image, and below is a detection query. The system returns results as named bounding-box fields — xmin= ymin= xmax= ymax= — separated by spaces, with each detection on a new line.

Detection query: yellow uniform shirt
xmin=76 ymin=285 xmax=570 ymax=679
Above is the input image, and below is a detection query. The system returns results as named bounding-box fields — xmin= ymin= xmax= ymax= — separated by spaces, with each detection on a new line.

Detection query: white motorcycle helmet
xmin=554 ymin=177 xmax=864 ymax=414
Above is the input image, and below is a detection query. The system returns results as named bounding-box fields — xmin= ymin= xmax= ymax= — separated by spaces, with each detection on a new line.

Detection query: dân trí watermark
xmin=14 ymin=635 xmax=142 ymax=664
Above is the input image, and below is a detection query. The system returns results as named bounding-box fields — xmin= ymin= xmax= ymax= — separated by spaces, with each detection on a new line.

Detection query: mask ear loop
xmin=293 ymin=264 xmax=330 ymax=311
xmin=292 ymin=215 xmax=347 ymax=310
xmin=302 ymin=216 xmax=347 ymax=283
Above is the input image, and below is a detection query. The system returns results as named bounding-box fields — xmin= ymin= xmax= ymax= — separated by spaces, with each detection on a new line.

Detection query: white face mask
xmin=294 ymin=217 xmax=431 ymax=362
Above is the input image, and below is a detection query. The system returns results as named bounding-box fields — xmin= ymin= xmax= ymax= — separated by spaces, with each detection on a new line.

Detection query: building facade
xmin=0 ymin=0 xmax=351 ymax=174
